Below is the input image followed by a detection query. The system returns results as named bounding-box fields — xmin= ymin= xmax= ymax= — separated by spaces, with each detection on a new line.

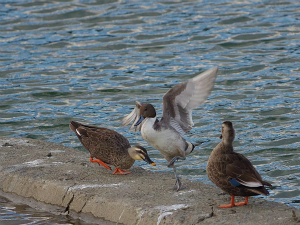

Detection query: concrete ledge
xmin=0 ymin=137 xmax=299 ymax=225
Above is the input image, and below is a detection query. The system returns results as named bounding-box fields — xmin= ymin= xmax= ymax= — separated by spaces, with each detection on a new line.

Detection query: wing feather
xmin=162 ymin=67 xmax=218 ymax=133
xmin=122 ymin=101 xmax=143 ymax=131
xmin=226 ymin=154 xmax=264 ymax=188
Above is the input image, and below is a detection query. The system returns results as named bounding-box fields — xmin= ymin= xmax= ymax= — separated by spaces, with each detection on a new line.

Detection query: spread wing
xmin=122 ymin=101 xmax=143 ymax=131
xmin=162 ymin=67 xmax=218 ymax=135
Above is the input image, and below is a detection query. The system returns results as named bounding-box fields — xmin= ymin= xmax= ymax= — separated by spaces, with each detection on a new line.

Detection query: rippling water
xmin=1 ymin=0 xmax=300 ymax=223
xmin=0 ymin=196 xmax=90 ymax=225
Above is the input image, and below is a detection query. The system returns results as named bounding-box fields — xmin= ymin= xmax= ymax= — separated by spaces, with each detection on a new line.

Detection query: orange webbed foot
xmin=113 ymin=168 xmax=131 ymax=175
xmin=218 ymin=196 xmax=248 ymax=208
xmin=89 ymin=158 xmax=111 ymax=170
xmin=218 ymin=203 xmax=235 ymax=208
xmin=234 ymin=196 xmax=248 ymax=206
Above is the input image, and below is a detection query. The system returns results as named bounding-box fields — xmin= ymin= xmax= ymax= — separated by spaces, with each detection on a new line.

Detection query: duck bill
xmin=143 ymin=155 xmax=156 ymax=166
xmin=135 ymin=115 xmax=145 ymax=126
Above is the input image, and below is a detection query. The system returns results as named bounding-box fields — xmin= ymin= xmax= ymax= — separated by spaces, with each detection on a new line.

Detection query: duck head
xmin=220 ymin=121 xmax=235 ymax=145
xmin=134 ymin=104 xmax=156 ymax=126
xmin=128 ymin=146 xmax=156 ymax=166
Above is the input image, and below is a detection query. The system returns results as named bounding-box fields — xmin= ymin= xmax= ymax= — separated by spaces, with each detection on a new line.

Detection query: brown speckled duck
xmin=70 ymin=121 xmax=156 ymax=175
xmin=207 ymin=121 xmax=272 ymax=208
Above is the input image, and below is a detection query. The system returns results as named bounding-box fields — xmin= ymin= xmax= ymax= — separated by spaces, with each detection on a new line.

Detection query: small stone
xmin=228 ymin=209 xmax=236 ymax=214
xmin=3 ymin=143 xmax=13 ymax=147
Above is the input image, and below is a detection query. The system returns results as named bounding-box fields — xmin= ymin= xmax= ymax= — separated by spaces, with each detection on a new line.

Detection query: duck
xmin=122 ymin=67 xmax=218 ymax=190
xmin=69 ymin=121 xmax=156 ymax=175
xmin=206 ymin=121 xmax=272 ymax=208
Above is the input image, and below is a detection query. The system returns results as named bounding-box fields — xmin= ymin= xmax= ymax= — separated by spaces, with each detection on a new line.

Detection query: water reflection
xmin=0 ymin=196 xmax=87 ymax=225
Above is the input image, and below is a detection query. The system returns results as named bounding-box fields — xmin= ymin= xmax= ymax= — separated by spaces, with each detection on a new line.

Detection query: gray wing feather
xmin=162 ymin=67 xmax=218 ymax=133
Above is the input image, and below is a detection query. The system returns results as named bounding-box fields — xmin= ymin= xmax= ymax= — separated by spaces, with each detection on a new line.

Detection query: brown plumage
xmin=207 ymin=121 xmax=272 ymax=208
xmin=69 ymin=121 xmax=155 ymax=174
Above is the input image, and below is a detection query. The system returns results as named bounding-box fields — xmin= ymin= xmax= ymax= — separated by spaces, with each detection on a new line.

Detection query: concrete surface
xmin=0 ymin=137 xmax=299 ymax=225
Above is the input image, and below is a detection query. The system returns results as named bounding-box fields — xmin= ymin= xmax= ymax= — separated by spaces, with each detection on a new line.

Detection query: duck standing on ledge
xmin=70 ymin=121 xmax=156 ymax=175
xmin=207 ymin=121 xmax=272 ymax=208
xmin=122 ymin=67 xmax=218 ymax=190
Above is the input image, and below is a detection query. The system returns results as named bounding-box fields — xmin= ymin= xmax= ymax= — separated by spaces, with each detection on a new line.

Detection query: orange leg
xmin=235 ymin=196 xmax=248 ymax=206
xmin=89 ymin=158 xmax=111 ymax=170
xmin=113 ymin=168 xmax=131 ymax=175
xmin=218 ymin=196 xmax=248 ymax=208
xmin=218 ymin=195 xmax=236 ymax=208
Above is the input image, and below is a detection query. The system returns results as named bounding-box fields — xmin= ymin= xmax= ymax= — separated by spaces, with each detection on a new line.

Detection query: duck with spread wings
xmin=122 ymin=67 xmax=218 ymax=190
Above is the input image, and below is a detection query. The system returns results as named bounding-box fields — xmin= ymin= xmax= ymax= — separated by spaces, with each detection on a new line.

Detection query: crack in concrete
xmin=195 ymin=207 xmax=214 ymax=223
xmin=64 ymin=193 xmax=74 ymax=214
xmin=61 ymin=186 xmax=70 ymax=204
xmin=116 ymin=208 xmax=125 ymax=225
xmin=78 ymin=200 xmax=87 ymax=214
xmin=8 ymin=174 xmax=19 ymax=192
xmin=292 ymin=210 xmax=300 ymax=222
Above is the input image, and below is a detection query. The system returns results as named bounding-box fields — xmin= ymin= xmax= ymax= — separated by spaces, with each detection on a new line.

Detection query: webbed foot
xmin=90 ymin=157 xmax=111 ymax=170
xmin=113 ymin=168 xmax=131 ymax=175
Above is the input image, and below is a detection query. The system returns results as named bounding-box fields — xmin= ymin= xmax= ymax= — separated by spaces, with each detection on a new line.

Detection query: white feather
xmin=75 ymin=129 xmax=82 ymax=136
xmin=237 ymin=178 xmax=262 ymax=188
xmin=122 ymin=101 xmax=142 ymax=131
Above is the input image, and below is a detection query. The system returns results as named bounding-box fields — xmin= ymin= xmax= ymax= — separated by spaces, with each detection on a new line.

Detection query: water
xmin=0 ymin=196 xmax=89 ymax=225
xmin=0 ymin=0 xmax=300 ymax=223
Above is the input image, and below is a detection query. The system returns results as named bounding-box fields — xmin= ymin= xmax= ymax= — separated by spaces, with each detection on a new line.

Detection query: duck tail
xmin=251 ymin=186 xmax=270 ymax=196
xmin=185 ymin=141 xmax=196 ymax=155
xmin=187 ymin=141 xmax=203 ymax=154
xmin=262 ymin=180 xmax=272 ymax=187
xmin=193 ymin=141 xmax=203 ymax=147
xmin=249 ymin=181 xmax=271 ymax=196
